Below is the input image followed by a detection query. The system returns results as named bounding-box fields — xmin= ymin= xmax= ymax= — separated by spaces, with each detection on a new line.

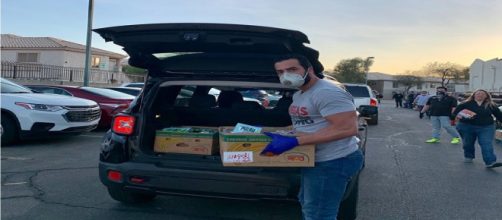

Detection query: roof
xmin=367 ymin=72 xmax=395 ymax=80
xmin=1 ymin=34 xmax=126 ymax=59
xmin=368 ymin=71 xmax=467 ymax=84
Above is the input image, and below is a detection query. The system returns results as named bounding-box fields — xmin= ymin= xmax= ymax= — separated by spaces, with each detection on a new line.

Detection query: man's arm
xmin=296 ymin=111 xmax=358 ymax=145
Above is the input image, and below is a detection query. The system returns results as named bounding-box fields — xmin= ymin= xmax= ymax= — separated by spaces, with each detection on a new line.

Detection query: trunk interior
xmin=138 ymin=80 xmax=295 ymax=159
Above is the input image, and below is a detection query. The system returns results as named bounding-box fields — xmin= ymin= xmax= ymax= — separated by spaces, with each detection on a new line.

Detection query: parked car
xmin=26 ymin=85 xmax=134 ymax=127
xmin=107 ymin=87 xmax=142 ymax=96
xmin=343 ymin=83 xmax=379 ymax=125
xmin=120 ymin=82 xmax=144 ymax=88
xmin=95 ymin=23 xmax=365 ymax=220
xmin=1 ymin=78 xmax=100 ymax=145
xmin=238 ymin=89 xmax=270 ymax=107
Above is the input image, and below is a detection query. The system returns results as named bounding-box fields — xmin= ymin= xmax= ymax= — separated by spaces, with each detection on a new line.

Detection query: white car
xmin=343 ymin=83 xmax=379 ymax=125
xmin=1 ymin=78 xmax=101 ymax=145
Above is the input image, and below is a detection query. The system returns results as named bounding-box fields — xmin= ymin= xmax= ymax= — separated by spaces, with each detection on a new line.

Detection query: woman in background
xmin=454 ymin=89 xmax=502 ymax=168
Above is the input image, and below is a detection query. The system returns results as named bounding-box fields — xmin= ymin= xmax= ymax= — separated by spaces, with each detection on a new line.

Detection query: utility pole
xmin=83 ymin=0 xmax=94 ymax=86
xmin=365 ymin=56 xmax=375 ymax=85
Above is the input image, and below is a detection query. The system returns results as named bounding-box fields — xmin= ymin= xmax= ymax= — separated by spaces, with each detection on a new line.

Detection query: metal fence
xmin=1 ymin=61 xmax=145 ymax=84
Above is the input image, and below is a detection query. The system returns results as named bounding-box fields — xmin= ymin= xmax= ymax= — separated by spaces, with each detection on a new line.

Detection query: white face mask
xmin=279 ymin=71 xmax=308 ymax=88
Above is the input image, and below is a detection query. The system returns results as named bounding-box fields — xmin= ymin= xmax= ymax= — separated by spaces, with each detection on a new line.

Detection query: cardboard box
xmin=219 ymin=127 xmax=315 ymax=167
xmin=154 ymin=127 xmax=219 ymax=155
xmin=496 ymin=130 xmax=502 ymax=141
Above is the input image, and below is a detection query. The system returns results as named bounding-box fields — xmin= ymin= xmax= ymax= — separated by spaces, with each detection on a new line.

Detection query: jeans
xmin=431 ymin=116 xmax=459 ymax=139
xmin=456 ymin=122 xmax=497 ymax=165
xmin=299 ymin=150 xmax=364 ymax=220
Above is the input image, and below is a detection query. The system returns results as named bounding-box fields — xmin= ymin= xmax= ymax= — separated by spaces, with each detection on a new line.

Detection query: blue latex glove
xmin=260 ymin=132 xmax=299 ymax=156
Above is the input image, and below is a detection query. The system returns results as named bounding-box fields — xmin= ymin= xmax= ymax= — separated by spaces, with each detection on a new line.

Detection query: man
xmin=414 ymin=91 xmax=430 ymax=119
xmin=421 ymin=86 xmax=461 ymax=144
xmin=407 ymin=91 xmax=416 ymax=109
xmin=392 ymin=91 xmax=404 ymax=108
xmin=261 ymin=54 xmax=363 ymax=219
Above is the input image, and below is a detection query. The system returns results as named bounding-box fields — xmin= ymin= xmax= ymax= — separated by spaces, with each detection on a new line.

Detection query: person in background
xmin=392 ymin=91 xmax=404 ymax=108
xmin=453 ymin=89 xmax=502 ymax=168
xmin=406 ymin=91 xmax=416 ymax=109
xmin=414 ymin=91 xmax=430 ymax=119
xmin=421 ymin=86 xmax=461 ymax=144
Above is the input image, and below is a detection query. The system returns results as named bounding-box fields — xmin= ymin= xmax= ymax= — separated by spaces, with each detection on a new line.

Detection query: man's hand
xmin=260 ymin=132 xmax=299 ymax=156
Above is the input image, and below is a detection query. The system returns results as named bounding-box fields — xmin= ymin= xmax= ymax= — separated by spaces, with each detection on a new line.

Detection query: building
xmin=1 ymin=34 xmax=126 ymax=72
xmin=469 ymin=58 xmax=502 ymax=92
xmin=368 ymin=72 xmax=468 ymax=99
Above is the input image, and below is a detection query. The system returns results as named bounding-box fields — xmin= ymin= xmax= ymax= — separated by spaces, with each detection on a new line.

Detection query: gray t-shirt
xmin=290 ymin=79 xmax=359 ymax=162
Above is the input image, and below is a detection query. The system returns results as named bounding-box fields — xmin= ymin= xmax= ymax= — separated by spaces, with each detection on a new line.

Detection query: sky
xmin=1 ymin=0 xmax=501 ymax=74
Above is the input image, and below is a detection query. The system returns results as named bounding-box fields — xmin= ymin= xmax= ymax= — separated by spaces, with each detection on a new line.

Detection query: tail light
xmin=370 ymin=98 xmax=378 ymax=106
xmin=107 ymin=170 xmax=123 ymax=182
xmin=112 ymin=115 xmax=135 ymax=135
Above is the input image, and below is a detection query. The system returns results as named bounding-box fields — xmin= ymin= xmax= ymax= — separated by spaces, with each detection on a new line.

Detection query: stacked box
xmin=154 ymin=127 xmax=219 ymax=155
xmin=219 ymin=127 xmax=315 ymax=167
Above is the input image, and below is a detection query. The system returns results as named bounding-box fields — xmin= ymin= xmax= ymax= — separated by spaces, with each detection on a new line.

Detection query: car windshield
xmin=82 ymin=87 xmax=135 ymax=99
xmin=0 ymin=80 xmax=32 ymax=94
xmin=345 ymin=85 xmax=370 ymax=97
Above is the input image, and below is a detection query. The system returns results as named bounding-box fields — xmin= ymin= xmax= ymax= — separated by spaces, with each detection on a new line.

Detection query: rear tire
xmin=1 ymin=115 xmax=18 ymax=145
xmin=107 ymin=186 xmax=156 ymax=203
xmin=367 ymin=114 xmax=378 ymax=125
xmin=337 ymin=175 xmax=360 ymax=220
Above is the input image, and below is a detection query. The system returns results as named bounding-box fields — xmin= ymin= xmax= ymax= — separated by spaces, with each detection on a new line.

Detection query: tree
xmin=330 ymin=57 xmax=373 ymax=83
xmin=123 ymin=65 xmax=147 ymax=75
xmin=422 ymin=62 xmax=468 ymax=87
xmin=394 ymin=73 xmax=423 ymax=94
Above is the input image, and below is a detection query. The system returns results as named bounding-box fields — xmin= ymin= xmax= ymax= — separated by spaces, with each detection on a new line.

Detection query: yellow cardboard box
xmin=219 ymin=127 xmax=315 ymax=167
xmin=154 ymin=127 xmax=219 ymax=155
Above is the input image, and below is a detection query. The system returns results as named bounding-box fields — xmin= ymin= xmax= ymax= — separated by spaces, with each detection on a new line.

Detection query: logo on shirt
xmin=289 ymin=105 xmax=314 ymax=125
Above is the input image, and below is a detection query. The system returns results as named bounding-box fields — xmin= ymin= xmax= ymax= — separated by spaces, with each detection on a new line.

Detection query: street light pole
xmin=365 ymin=56 xmax=375 ymax=85
xmin=83 ymin=0 xmax=94 ymax=86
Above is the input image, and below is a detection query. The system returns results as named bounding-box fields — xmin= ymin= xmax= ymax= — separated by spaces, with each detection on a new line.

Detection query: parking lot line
xmin=3 ymin=182 xmax=28 ymax=186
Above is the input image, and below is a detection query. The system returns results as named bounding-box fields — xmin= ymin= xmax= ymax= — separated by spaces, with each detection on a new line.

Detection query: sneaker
xmin=451 ymin=138 xmax=461 ymax=144
xmin=486 ymin=162 xmax=502 ymax=168
xmin=425 ymin=138 xmax=440 ymax=143
xmin=464 ymin=158 xmax=473 ymax=163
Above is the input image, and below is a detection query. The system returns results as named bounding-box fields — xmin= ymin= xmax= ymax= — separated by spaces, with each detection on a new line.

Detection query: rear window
xmin=82 ymin=87 xmax=135 ymax=99
xmin=345 ymin=85 xmax=370 ymax=98
xmin=172 ymin=85 xmax=292 ymax=109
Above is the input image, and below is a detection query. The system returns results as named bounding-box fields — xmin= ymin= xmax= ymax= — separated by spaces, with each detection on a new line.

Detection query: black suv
xmin=96 ymin=23 xmax=366 ymax=220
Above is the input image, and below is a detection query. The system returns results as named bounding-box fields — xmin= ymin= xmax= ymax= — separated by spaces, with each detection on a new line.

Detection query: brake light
xmin=107 ymin=170 xmax=123 ymax=182
xmin=112 ymin=115 xmax=135 ymax=135
xmin=370 ymin=98 xmax=378 ymax=106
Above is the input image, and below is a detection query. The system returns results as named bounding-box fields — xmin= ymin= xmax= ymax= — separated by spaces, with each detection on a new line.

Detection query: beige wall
xmin=2 ymin=50 xmax=65 ymax=66
xmin=1 ymin=49 xmax=119 ymax=71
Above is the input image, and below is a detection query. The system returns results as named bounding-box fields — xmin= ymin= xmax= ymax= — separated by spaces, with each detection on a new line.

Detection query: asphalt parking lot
xmin=2 ymin=100 xmax=502 ymax=220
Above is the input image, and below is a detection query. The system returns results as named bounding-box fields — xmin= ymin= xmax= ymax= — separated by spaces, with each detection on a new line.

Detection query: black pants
xmin=395 ymin=100 xmax=402 ymax=108
xmin=418 ymin=105 xmax=424 ymax=118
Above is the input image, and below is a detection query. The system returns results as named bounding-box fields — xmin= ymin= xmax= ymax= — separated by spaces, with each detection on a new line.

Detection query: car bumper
xmin=19 ymin=124 xmax=99 ymax=139
xmin=16 ymin=109 xmax=100 ymax=131
xmin=358 ymin=105 xmax=378 ymax=117
xmin=99 ymin=161 xmax=301 ymax=201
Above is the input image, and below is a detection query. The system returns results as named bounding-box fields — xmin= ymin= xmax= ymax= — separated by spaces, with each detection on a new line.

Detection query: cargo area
xmin=139 ymin=82 xmax=296 ymax=157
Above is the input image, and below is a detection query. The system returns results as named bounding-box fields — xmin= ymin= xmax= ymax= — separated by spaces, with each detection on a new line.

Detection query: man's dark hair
xmin=436 ymin=86 xmax=448 ymax=91
xmin=274 ymin=54 xmax=312 ymax=71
